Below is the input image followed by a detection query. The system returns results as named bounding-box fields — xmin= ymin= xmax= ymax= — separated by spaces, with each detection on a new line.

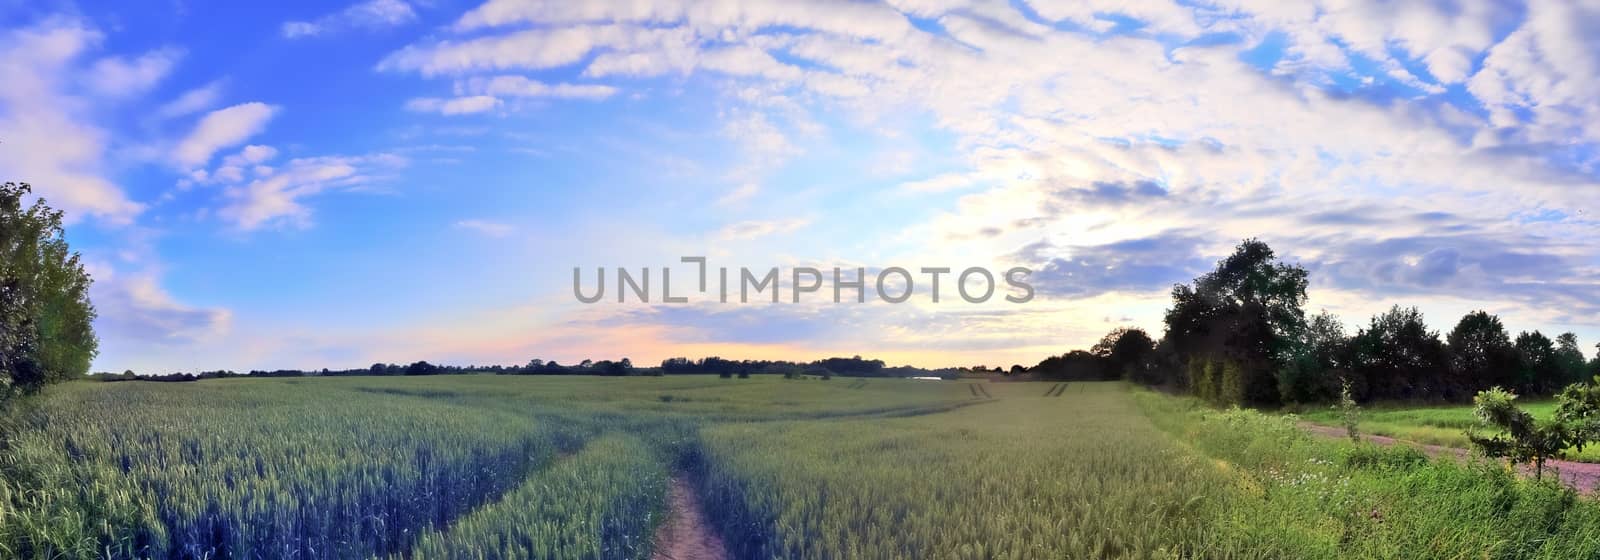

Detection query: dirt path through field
xmin=651 ymin=475 xmax=729 ymax=560
xmin=1300 ymin=422 xmax=1600 ymax=493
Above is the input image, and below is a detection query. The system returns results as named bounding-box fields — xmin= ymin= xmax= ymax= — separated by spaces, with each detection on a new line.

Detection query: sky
xmin=1 ymin=0 xmax=1598 ymax=373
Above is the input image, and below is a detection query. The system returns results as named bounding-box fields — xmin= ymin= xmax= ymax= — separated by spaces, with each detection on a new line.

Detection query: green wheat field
xmin=5 ymin=376 xmax=1600 ymax=559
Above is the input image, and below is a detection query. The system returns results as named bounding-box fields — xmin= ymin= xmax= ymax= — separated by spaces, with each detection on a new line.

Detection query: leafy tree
xmin=1162 ymin=239 xmax=1308 ymax=406
xmin=1446 ymin=311 xmax=1518 ymax=397
xmin=404 ymin=361 xmax=440 ymax=375
xmin=1555 ymin=333 xmax=1588 ymax=388
xmin=1513 ymin=331 xmax=1561 ymax=395
xmin=1555 ymin=376 xmax=1600 ymax=450
xmin=1092 ymin=327 xmax=1157 ymax=382
xmin=1592 ymin=343 xmax=1600 ymax=377
xmin=1278 ymin=310 xmax=1346 ymax=404
xmin=1348 ymin=306 xmax=1449 ymax=401
xmin=1 ymin=182 xmax=98 ymax=400
xmin=1469 ymin=387 xmax=1574 ymax=479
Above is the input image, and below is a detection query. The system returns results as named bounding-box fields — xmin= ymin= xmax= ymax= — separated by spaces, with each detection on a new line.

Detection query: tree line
xmin=1019 ymin=239 xmax=1600 ymax=406
xmin=98 ymin=354 xmax=962 ymax=382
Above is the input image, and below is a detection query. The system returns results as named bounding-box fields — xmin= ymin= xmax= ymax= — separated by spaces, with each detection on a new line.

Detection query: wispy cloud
xmin=282 ymin=0 xmax=418 ymax=39
xmin=218 ymin=153 xmax=406 ymax=230
xmin=405 ymin=96 xmax=500 ymax=115
xmin=454 ymin=219 xmax=515 ymax=237
xmin=173 ymin=102 xmax=278 ymax=168
xmin=718 ymin=218 xmax=810 ymax=240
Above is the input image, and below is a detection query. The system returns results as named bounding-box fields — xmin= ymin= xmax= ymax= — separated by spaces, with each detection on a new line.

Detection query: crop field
xmin=4 ymin=376 xmax=1600 ymax=559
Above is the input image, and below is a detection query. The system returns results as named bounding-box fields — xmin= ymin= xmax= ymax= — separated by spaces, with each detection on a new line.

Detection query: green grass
xmin=1140 ymin=393 xmax=1600 ymax=558
xmin=1297 ymin=399 xmax=1600 ymax=462
xmin=4 ymin=376 xmax=1600 ymax=558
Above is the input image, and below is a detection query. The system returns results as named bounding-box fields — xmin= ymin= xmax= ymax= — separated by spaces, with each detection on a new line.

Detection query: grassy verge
xmin=1136 ymin=390 xmax=1600 ymax=558
xmin=1295 ymin=399 xmax=1600 ymax=462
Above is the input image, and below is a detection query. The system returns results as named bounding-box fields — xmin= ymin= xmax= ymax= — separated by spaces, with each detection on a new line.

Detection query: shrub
xmin=1468 ymin=387 xmax=1572 ymax=479
xmin=1337 ymin=379 xmax=1361 ymax=442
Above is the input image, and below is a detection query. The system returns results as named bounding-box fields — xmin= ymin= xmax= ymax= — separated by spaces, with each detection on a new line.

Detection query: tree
xmin=1092 ymin=327 xmax=1157 ymax=382
xmin=1513 ymin=331 xmax=1561 ymax=395
xmin=404 ymin=361 xmax=440 ymax=375
xmin=1162 ymin=239 xmax=1308 ymax=406
xmin=1348 ymin=306 xmax=1449 ymax=401
xmin=1469 ymin=387 xmax=1573 ymax=479
xmin=1555 ymin=376 xmax=1600 ymax=450
xmin=1 ymin=183 xmax=98 ymax=400
xmin=1555 ymin=333 xmax=1587 ymax=388
xmin=1592 ymin=343 xmax=1600 ymax=378
xmin=1278 ymin=310 xmax=1346 ymax=404
xmin=1447 ymin=311 xmax=1517 ymax=397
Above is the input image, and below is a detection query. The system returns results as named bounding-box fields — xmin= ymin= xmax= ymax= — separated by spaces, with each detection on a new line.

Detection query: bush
xmin=1468 ymin=387 xmax=1572 ymax=479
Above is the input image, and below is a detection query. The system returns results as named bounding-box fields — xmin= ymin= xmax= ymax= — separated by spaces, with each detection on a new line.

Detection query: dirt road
xmin=651 ymin=475 xmax=730 ymax=560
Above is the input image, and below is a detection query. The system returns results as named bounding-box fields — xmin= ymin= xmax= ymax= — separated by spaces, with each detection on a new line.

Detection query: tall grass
xmin=1136 ymin=391 xmax=1600 ymax=558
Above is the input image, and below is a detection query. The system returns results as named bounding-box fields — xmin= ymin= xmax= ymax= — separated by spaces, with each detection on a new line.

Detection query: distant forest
xmin=95 ymin=355 xmax=963 ymax=382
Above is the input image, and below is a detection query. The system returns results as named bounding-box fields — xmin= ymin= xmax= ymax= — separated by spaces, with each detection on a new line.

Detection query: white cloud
xmin=379 ymin=25 xmax=689 ymax=76
xmin=0 ymin=17 xmax=145 ymax=224
xmin=459 ymin=75 xmax=618 ymax=100
xmin=85 ymin=48 xmax=182 ymax=97
xmin=718 ymin=217 xmax=810 ymax=240
xmin=218 ymin=153 xmax=406 ymax=230
xmin=283 ymin=0 xmax=418 ymax=38
xmin=454 ymin=0 xmax=915 ymax=40
xmin=156 ymin=80 xmax=225 ymax=119
xmin=173 ymin=102 xmax=278 ymax=169
xmin=716 ymin=182 xmax=760 ymax=206
xmin=405 ymin=95 xmax=502 ymax=115
xmin=228 ymin=145 xmax=279 ymax=166
xmin=722 ymin=110 xmax=794 ymax=160
xmin=1468 ymin=0 xmax=1600 ymax=143
xmin=402 ymin=0 xmax=1600 ymax=339
xmin=454 ymin=219 xmax=515 ymax=237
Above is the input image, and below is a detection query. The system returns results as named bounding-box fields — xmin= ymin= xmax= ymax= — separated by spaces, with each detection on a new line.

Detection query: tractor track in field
xmin=1299 ymin=422 xmax=1600 ymax=494
xmin=651 ymin=475 xmax=730 ymax=560
xmin=969 ymin=383 xmax=994 ymax=399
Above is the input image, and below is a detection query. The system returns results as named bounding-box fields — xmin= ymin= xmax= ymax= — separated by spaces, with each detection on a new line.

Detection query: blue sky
xmin=2 ymin=0 xmax=1598 ymax=373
